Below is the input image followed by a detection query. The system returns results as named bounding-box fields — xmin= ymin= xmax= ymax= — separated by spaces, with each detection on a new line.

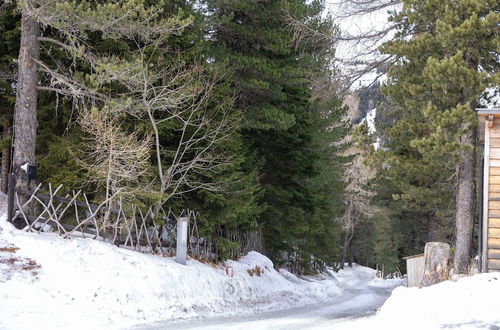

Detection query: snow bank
xmin=0 ymin=214 xmax=390 ymax=330
xmin=337 ymin=272 xmax=500 ymax=330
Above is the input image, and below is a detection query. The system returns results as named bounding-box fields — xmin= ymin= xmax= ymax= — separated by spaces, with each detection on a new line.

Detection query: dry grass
xmin=0 ymin=244 xmax=40 ymax=279
xmin=188 ymin=253 xmax=223 ymax=269
xmin=247 ymin=265 xmax=263 ymax=277
xmin=0 ymin=256 xmax=40 ymax=279
xmin=0 ymin=247 xmax=20 ymax=253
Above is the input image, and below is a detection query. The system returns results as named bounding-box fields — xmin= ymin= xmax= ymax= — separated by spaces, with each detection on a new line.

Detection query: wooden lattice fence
xmin=7 ymin=182 xmax=263 ymax=262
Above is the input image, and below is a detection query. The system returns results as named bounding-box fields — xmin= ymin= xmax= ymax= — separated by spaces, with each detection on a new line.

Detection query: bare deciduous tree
xmin=326 ymin=0 xmax=401 ymax=90
xmin=78 ymin=110 xmax=151 ymax=203
xmin=339 ymin=142 xmax=376 ymax=267
xmin=132 ymin=63 xmax=238 ymax=206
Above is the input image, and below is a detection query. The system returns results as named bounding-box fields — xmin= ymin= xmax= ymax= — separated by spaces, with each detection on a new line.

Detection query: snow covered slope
xmin=359 ymin=107 xmax=380 ymax=150
xmin=337 ymin=272 xmax=500 ymax=330
xmin=0 ymin=213 xmax=399 ymax=330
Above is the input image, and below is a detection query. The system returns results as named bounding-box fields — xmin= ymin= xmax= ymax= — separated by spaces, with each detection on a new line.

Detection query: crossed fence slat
xmin=9 ymin=184 xmax=263 ymax=262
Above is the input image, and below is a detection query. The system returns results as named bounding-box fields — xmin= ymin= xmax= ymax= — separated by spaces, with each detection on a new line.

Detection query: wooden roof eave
xmin=476 ymin=108 xmax=500 ymax=117
xmin=476 ymin=109 xmax=500 ymax=143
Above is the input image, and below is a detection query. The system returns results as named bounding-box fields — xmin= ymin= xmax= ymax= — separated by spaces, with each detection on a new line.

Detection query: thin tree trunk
xmin=1 ymin=119 xmax=11 ymax=194
xmin=340 ymin=229 xmax=354 ymax=269
xmin=454 ymin=128 xmax=476 ymax=273
xmin=12 ymin=10 xmax=39 ymax=191
xmin=427 ymin=213 xmax=438 ymax=242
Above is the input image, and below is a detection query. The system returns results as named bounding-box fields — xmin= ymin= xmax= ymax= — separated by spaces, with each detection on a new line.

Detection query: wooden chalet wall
xmin=479 ymin=110 xmax=500 ymax=272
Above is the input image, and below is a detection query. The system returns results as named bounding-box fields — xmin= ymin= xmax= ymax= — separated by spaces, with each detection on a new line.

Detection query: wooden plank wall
xmin=406 ymin=255 xmax=425 ymax=287
xmin=487 ymin=119 xmax=500 ymax=272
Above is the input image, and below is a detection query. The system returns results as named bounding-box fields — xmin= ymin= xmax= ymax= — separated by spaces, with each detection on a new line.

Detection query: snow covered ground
xmin=336 ymin=272 xmax=500 ymax=330
xmin=359 ymin=108 xmax=381 ymax=150
xmin=4 ymin=192 xmax=499 ymax=330
xmin=137 ymin=267 xmax=401 ymax=330
xmin=0 ymin=207 xmax=399 ymax=330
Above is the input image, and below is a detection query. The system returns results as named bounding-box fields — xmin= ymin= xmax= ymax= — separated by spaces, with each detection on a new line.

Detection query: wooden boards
xmin=490 ymin=118 xmax=500 ymax=138
xmin=488 ymin=259 xmax=500 ymax=270
xmin=490 ymin=148 xmax=500 ymax=159
xmin=405 ymin=255 xmax=424 ymax=287
xmin=488 ymin=249 xmax=500 ymax=259
xmin=481 ymin=113 xmax=500 ymax=272
xmin=483 ymin=119 xmax=491 ymax=272
xmin=489 ymin=237 xmax=500 ymax=249
xmin=488 ymin=228 xmax=500 ymax=238
xmin=489 ymin=218 xmax=500 ymax=228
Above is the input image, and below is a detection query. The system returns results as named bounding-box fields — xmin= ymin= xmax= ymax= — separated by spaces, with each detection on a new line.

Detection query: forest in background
xmin=0 ymin=0 xmax=498 ymax=275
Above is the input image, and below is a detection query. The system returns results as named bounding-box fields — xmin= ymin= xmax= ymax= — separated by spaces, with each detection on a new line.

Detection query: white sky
xmin=324 ymin=1 xmax=398 ymax=88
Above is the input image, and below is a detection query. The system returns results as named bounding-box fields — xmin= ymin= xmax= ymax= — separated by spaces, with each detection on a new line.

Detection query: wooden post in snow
xmin=176 ymin=216 xmax=189 ymax=265
xmin=420 ymin=242 xmax=450 ymax=287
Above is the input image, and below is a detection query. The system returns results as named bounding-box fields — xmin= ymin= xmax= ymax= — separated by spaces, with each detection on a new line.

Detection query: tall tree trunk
xmin=1 ymin=119 xmax=11 ymax=194
xmin=12 ymin=10 xmax=39 ymax=191
xmin=454 ymin=128 xmax=476 ymax=273
xmin=340 ymin=229 xmax=354 ymax=269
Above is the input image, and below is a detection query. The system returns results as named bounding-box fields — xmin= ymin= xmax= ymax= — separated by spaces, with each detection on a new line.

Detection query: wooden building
xmin=477 ymin=108 xmax=500 ymax=273
xmin=403 ymin=253 xmax=424 ymax=287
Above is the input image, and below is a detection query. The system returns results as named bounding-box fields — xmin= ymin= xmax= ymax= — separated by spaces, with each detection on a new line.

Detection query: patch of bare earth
xmin=0 ymin=243 xmax=41 ymax=281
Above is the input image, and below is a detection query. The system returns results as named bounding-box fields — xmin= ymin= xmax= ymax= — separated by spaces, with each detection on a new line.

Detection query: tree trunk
xmin=12 ymin=10 xmax=39 ymax=191
xmin=427 ymin=213 xmax=439 ymax=242
xmin=454 ymin=128 xmax=476 ymax=274
xmin=1 ymin=119 xmax=11 ymax=194
xmin=340 ymin=229 xmax=354 ymax=269
xmin=421 ymin=242 xmax=450 ymax=287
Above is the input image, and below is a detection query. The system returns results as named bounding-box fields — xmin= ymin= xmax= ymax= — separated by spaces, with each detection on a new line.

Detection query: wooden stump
xmin=420 ymin=242 xmax=450 ymax=287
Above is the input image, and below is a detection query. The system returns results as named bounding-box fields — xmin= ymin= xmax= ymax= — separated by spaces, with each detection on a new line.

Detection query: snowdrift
xmin=0 ymin=215 xmax=390 ymax=330
xmin=337 ymin=272 xmax=500 ymax=330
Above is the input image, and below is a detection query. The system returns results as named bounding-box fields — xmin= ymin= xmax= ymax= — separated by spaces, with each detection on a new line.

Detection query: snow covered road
xmin=133 ymin=286 xmax=394 ymax=330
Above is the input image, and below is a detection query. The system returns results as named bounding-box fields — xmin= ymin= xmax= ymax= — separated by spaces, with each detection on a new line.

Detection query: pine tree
xmin=0 ymin=2 xmax=19 ymax=192
xmin=206 ymin=0 xmax=348 ymax=268
xmin=370 ymin=0 xmax=499 ymax=272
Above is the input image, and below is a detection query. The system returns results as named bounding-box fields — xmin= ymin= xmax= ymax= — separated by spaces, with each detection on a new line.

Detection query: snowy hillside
xmin=360 ymin=108 xmax=380 ymax=150
xmin=0 ymin=212 xmax=400 ymax=330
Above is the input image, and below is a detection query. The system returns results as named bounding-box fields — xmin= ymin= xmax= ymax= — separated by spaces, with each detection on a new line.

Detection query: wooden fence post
xmin=176 ymin=216 xmax=189 ymax=265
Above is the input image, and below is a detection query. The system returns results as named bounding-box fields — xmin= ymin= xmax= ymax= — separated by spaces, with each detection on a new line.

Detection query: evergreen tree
xmin=207 ymin=0 xmax=348 ymax=269
xmin=0 ymin=2 xmax=19 ymax=192
xmin=7 ymin=0 xmax=260 ymax=259
xmin=367 ymin=0 xmax=498 ymax=272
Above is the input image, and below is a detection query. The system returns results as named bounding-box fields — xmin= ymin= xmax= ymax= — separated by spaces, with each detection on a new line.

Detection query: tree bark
xmin=426 ymin=212 xmax=439 ymax=242
xmin=340 ymin=229 xmax=353 ymax=269
xmin=421 ymin=242 xmax=450 ymax=287
xmin=12 ymin=10 xmax=39 ymax=191
xmin=454 ymin=128 xmax=476 ymax=274
xmin=1 ymin=119 xmax=11 ymax=194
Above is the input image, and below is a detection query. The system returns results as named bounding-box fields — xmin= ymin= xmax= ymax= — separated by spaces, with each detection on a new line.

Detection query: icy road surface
xmin=134 ymin=285 xmax=393 ymax=330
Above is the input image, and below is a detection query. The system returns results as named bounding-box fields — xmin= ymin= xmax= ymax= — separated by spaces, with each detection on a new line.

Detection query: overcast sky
xmin=325 ymin=1 xmax=398 ymax=88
